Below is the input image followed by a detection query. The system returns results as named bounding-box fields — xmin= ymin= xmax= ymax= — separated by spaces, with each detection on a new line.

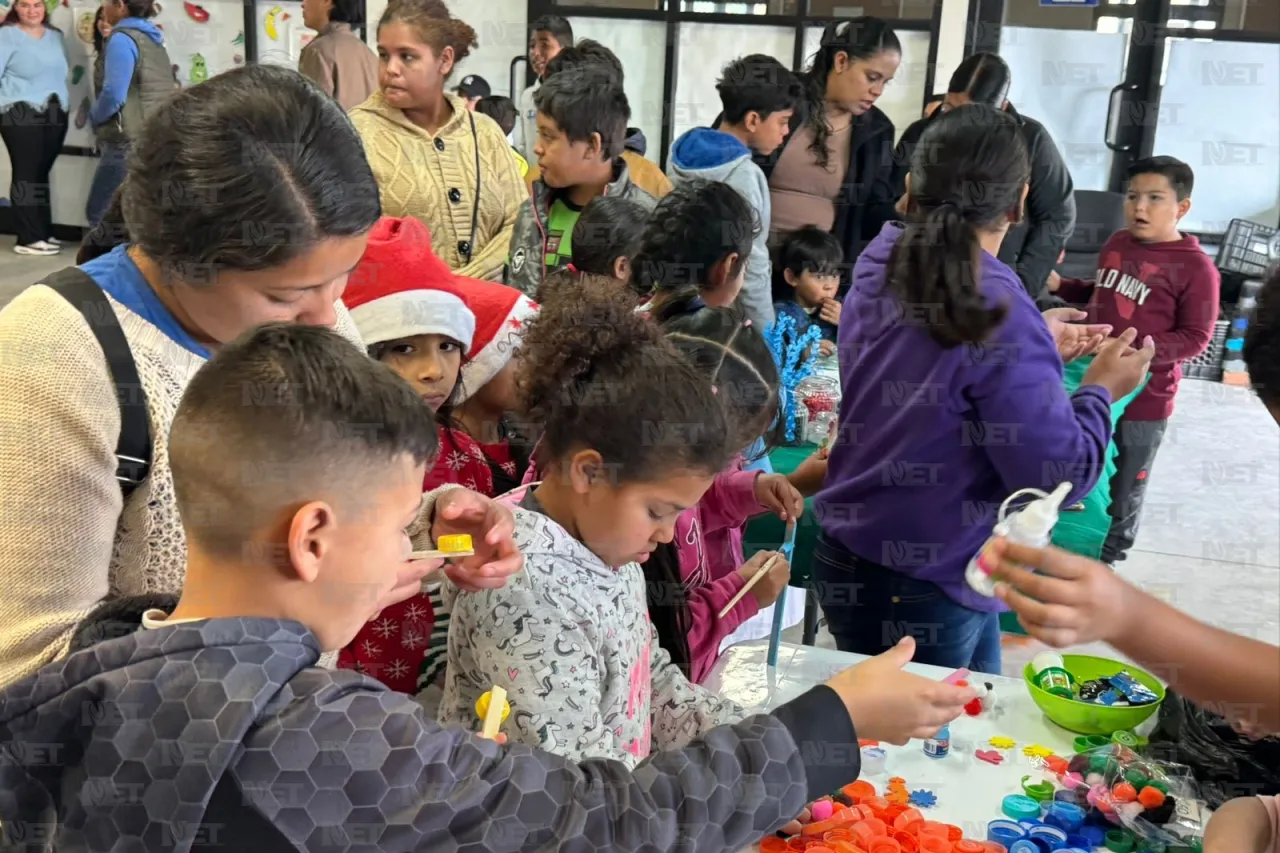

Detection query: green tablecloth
xmin=744 ymin=359 xmax=1147 ymax=636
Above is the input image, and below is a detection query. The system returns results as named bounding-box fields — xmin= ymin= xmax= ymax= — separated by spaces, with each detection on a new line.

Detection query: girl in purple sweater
xmin=813 ymin=105 xmax=1154 ymax=674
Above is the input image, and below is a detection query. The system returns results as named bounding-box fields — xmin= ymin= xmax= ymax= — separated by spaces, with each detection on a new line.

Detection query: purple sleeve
xmin=685 ymin=572 xmax=760 ymax=683
xmin=966 ymin=296 xmax=1114 ymax=505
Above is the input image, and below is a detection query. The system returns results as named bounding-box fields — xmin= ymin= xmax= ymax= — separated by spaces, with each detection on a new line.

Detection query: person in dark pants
xmin=813 ymin=105 xmax=1151 ymax=674
xmin=85 ymin=0 xmax=175 ymax=227
xmin=0 ymin=0 xmax=69 ymax=256
xmin=890 ymin=53 xmax=1076 ymax=309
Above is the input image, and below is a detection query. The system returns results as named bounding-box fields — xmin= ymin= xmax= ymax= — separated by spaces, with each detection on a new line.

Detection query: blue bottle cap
xmin=1029 ymin=823 xmax=1069 ymax=846
xmin=1010 ymin=841 xmax=1041 ymax=853
xmin=1046 ymin=802 xmax=1086 ymax=831
xmin=1065 ymin=834 xmax=1094 ymax=850
xmin=988 ymin=819 xmax=1027 ymax=845
xmin=1080 ymin=825 xmax=1107 ymax=846
xmin=1003 ymin=794 xmax=1043 ymax=821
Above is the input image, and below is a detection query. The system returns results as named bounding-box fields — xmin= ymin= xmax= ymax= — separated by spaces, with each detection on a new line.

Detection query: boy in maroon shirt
xmin=1048 ymin=155 xmax=1221 ymax=564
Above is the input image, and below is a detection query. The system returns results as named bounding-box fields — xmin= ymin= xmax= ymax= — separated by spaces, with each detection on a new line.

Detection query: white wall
xmin=568 ymin=17 xmax=667 ymax=163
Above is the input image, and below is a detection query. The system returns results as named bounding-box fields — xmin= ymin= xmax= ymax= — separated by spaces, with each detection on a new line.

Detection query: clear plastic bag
xmin=1061 ymin=743 xmax=1208 ymax=848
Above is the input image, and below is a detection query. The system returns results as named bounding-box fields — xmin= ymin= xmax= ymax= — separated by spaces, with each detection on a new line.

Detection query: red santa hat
xmin=456 ymin=278 xmax=539 ymax=402
xmin=344 ymin=217 xmax=476 ymax=350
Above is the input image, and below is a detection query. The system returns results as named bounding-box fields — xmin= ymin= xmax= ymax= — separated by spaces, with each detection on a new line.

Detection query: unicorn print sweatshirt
xmin=440 ymin=486 xmax=742 ymax=766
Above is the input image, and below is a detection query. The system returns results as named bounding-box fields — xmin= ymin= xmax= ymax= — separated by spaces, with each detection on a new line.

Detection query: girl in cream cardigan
xmin=0 ymin=65 xmax=521 ymax=688
xmin=351 ymin=0 xmax=524 ymax=282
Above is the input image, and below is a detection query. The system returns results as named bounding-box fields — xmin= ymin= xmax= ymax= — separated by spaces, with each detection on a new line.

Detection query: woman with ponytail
xmin=890 ymin=52 xmax=1078 ymax=308
xmin=759 ymin=17 xmax=902 ymax=264
xmin=812 ymin=105 xmax=1155 ymax=674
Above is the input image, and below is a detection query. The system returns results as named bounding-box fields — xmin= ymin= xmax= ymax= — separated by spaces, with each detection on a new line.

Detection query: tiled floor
xmin=3 ymin=234 xmax=1277 ymax=678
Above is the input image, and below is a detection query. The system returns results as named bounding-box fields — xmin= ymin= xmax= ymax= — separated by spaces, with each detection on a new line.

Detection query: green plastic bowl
xmin=1022 ymin=654 xmax=1166 ymax=735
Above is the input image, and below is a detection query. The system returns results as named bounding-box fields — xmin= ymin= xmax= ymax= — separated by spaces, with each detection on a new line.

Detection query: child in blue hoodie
xmin=812 ymin=104 xmax=1155 ymax=674
xmin=668 ymin=54 xmax=802 ymax=329
xmin=86 ymin=0 xmax=174 ymax=226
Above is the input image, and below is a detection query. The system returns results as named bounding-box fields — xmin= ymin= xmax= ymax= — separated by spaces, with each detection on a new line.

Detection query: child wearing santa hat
xmin=450 ymin=277 xmax=540 ymax=496
xmin=340 ymin=216 xmax=481 ymax=704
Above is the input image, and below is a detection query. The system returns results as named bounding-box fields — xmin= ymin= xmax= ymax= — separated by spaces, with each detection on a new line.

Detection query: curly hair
xmin=518 ymin=277 xmax=732 ymax=484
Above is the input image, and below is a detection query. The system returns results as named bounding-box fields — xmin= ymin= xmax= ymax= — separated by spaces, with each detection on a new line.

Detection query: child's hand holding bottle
xmin=738 ymin=550 xmax=791 ymax=608
xmin=823 ymin=637 xmax=977 ymax=746
xmin=755 ymin=473 xmax=805 ymax=523
xmin=985 ymin=538 xmax=1133 ymax=648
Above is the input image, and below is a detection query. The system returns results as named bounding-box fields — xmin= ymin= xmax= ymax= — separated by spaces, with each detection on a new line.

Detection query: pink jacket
xmin=521 ymin=451 xmax=767 ymax=683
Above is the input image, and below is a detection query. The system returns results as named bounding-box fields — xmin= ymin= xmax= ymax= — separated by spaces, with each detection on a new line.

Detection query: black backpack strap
xmin=42 ymin=267 xmax=152 ymax=498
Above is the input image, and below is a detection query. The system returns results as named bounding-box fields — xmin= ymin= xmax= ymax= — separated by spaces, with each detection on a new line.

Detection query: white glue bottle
xmin=966 ymin=482 xmax=1073 ymax=597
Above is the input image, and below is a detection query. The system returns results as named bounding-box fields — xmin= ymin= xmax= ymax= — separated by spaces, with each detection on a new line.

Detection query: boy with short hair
xmin=668 ymin=54 xmax=803 ymax=328
xmin=531 ymin=38 xmax=673 ymax=200
xmin=1049 ymin=155 xmax=1221 ymax=564
xmin=515 ymin=14 xmax=573 ymax=161
xmin=506 ymin=65 xmax=657 ymax=299
xmin=0 ymin=322 xmax=942 ymax=853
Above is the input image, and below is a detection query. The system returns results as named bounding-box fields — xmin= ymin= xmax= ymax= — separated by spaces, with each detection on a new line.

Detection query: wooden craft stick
xmin=408 ymin=548 xmax=475 ymax=561
xmin=718 ymin=553 xmax=781 ymax=619
xmin=481 ymin=686 xmax=507 ymax=739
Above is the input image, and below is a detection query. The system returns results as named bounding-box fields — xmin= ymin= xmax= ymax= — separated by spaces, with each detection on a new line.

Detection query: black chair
xmin=1057 ymin=190 xmax=1126 ymax=281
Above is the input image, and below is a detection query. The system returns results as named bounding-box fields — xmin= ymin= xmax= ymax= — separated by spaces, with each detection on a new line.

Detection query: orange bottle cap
xmin=919 ymin=822 xmax=949 ymax=840
xmin=893 ymin=808 xmax=924 ymax=833
xmin=919 ymin=836 xmax=951 ymax=853
xmin=893 ymin=830 xmax=921 ymax=853
xmin=953 ymin=841 xmax=988 ymax=853
xmin=844 ymin=780 xmax=878 ymax=804
xmin=868 ymin=839 xmax=903 ymax=853
xmin=946 ymin=825 xmax=964 ymax=842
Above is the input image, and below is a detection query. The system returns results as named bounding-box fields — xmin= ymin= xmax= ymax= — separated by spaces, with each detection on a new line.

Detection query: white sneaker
xmin=13 ymin=242 xmax=58 ymax=256
xmin=33 ymin=240 xmax=61 ymax=252
xmin=45 ymin=236 xmax=61 ymax=247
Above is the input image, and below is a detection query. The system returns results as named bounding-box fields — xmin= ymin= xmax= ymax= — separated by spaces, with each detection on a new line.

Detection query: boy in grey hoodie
xmin=668 ymin=55 xmax=802 ymax=328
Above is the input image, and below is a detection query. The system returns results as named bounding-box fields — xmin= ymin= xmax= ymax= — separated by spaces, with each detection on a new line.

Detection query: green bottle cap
xmin=1106 ymin=829 xmax=1136 ymax=852
xmin=1112 ymin=730 xmax=1139 ymax=747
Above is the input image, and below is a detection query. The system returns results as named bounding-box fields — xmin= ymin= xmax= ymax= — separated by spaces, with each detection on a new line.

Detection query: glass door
xmin=997 ymin=0 xmax=1140 ymax=191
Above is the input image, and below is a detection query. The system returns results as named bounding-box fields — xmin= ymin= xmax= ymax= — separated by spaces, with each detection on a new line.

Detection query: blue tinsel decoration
xmin=764 ymin=313 xmax=822 ymax=443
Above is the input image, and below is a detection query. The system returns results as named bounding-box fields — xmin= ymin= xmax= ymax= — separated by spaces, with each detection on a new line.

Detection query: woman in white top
xmin=0 ymin=64 xmax=521 ymax=688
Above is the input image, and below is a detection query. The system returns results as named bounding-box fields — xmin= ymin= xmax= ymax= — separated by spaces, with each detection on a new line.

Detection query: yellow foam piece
xmin=1022 ymin=744 xmax=1055 ymax=758
xmin=437 ymin=534 xmax=473 ymax=553
xmin=989 ymin=736 xmax=1016 ymax=750
xmin=475 ymin=690 xmax=510 ymax=725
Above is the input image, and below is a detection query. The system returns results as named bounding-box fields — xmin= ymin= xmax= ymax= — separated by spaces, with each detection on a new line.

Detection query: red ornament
xmin=964 ymin=697 xmax=983 ymax=716
xmin=183 ymin=1 xmax=209 ymax=22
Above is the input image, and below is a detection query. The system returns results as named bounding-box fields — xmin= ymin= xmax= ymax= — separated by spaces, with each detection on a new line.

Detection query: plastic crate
xmin=1182 ymin=319 xmax=1230 ymax=381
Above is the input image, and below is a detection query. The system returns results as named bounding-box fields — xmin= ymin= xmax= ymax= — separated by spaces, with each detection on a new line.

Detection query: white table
xmin=706 ymin=640 xmax=1082 ymax=844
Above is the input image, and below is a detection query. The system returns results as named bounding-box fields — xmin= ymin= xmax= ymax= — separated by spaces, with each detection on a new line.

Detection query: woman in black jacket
xmin=759 ymin=17 xmax=902 ymax=268
xmin=891 ymin=53 xmax=1077 ymax=308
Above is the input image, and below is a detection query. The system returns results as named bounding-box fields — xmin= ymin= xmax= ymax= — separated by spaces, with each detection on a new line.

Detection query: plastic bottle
xmin=966 ymin=482 xmax=1073 ymax=597
xmin=1032 ymin=652 xmax=1075 ymax=700
xmin=923 ymin=724 xmax=950 ymax=758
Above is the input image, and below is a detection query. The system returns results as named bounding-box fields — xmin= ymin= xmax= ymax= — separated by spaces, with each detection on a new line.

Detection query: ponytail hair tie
xmin=566 ymin=263 xmax=579 ymax=274
xmin=744 ymin=319 xmax=752 ymax=328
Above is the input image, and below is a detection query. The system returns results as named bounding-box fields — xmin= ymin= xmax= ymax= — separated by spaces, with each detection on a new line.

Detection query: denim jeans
xmin=812 ymin=532 xmax=1002 ymax=674
xmin=85 ymin=141 xmax=130 ymax=227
